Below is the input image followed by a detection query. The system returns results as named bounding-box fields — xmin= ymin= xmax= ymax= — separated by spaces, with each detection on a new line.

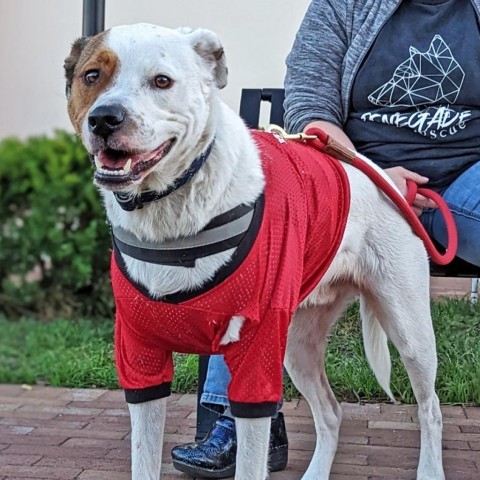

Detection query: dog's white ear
xmin=187 ymin=29 xmax=228 ymax=89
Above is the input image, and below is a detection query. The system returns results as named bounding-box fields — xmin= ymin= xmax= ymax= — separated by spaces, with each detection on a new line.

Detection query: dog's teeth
xmin=94 ymin=158 xmax=102 ymax=170
xmin=124 ymin=159 xmax=132 ymax=174
xmin=96 ymin=166 xmax=126 ymax=176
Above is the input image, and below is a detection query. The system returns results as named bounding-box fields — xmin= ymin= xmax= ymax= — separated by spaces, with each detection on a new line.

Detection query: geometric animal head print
xmin=368 ymin=35 xmax=465 ymax=108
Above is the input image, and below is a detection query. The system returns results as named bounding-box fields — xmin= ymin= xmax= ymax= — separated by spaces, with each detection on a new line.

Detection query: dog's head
xmin=64 ymin=24 xmax=227 ymax=192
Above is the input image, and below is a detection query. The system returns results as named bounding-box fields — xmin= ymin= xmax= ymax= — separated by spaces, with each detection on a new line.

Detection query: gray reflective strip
xmin=111 ymin=210 xmax=254 ymax=251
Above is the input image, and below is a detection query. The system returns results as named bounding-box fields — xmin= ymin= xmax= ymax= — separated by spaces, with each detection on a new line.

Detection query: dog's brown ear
xmin=187 ymin=29 xmax=228 ymax=89
xmin=64 ymin=36 xmax=91 ymax=98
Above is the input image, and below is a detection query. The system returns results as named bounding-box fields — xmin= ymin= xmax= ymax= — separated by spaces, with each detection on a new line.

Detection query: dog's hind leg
xmin=128 ymin=397 xmax=167 ymax=480
xmin=361 ymin=252 xmax=444 ymax=480
xmin=285 ymin=291 xmax=354 ymax=480
xmin=235 ymin=416 xmax=270 ymax=479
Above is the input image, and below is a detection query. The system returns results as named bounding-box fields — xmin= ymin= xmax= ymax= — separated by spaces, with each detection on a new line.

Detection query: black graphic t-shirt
xmin=345 ymin=0 xmax=480 ymax=188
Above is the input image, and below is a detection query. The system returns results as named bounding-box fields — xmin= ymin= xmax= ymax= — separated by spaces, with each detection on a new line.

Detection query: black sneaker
xmin=171 ymin=413 xmax=288 ymax=478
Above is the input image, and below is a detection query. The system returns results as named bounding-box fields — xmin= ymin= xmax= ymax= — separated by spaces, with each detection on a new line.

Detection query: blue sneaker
xmin=171 ymin=414 xmax=288 ymax=479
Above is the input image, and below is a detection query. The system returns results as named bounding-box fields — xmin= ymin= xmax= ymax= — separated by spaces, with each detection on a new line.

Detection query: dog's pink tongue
xmin=96 ymin=141 xmax=171 ymax=170
xmin=97 ymin=150 xmax=138 ymax=169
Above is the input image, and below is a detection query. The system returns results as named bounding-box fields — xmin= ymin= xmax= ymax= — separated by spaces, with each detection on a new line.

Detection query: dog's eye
xmin=154 ymin=75 xmax=172 ymax=89
xmin=83 ymin=69 xmax=100 ymax=85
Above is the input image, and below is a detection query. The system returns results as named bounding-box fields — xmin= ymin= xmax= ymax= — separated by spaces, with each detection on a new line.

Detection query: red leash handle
xmin=304 ymin=127 xmax=458 ymax=265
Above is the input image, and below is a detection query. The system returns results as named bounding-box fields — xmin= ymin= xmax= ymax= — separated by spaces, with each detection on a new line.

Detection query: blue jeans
xmin=200 ymin=354 xmax=282 ymax=417
xmin=420 ymin=161 xmax=480 ymax=267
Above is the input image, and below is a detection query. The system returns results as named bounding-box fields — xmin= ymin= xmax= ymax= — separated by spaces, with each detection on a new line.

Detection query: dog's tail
xmin=360 ymin=297 xmax=396 ymax=402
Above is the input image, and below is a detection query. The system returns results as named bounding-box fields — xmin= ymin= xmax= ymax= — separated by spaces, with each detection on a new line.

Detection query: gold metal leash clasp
xmin=264 ymin=124 xmax=317 ymax=141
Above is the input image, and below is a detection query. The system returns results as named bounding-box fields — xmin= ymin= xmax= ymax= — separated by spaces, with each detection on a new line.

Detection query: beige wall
xmin=0 ymin=0 xmax=310 ymax=139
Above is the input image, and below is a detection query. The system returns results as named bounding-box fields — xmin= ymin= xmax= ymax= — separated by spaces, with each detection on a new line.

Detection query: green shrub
xmin=0 ymin=131 xmax=112 ymax=319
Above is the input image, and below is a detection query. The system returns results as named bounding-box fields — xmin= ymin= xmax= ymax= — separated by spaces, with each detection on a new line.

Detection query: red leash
xmin=304 ymin=127 xmax=458 ymax=265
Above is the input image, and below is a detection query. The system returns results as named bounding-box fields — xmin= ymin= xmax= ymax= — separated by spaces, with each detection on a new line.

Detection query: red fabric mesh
xmin=111 ymin=130 xmax=350 ymax=405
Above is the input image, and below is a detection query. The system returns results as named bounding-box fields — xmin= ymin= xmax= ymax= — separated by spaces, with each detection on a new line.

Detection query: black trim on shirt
xmin=229 ymin=400 xmax=278 ymax=418
xmin=124 ymin=382 xmax=171 ymax=404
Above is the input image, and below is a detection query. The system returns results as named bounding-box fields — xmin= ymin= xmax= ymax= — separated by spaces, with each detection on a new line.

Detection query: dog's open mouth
xmin=93 ymin=139 xmax=175 ymax=188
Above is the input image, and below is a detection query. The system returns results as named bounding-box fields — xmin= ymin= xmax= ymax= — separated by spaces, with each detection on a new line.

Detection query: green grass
xmin=0 ymin=317 xmax=118 ymax=388
xmin=0 ymin=297 xmax=479 ymax=404
xmin=0 ymin=316 xmax=199 ymax=393
xmin=323 ymin=299 xmax=480 ymax=405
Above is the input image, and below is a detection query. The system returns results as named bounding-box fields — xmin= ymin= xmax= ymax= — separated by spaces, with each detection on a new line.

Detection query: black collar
xmin=113 ymin=137 xmax=216 ymax=211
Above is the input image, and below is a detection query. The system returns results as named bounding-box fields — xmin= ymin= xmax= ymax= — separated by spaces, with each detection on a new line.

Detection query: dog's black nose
xmin=88 ymin=105 xmax=126 ymax=139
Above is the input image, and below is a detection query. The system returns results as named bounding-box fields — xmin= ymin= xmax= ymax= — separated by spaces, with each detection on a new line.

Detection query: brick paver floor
xmin=1 ymin=277 xmax=478 ymax=479
xmin=0 ymin=385 xmax=479 ymax=479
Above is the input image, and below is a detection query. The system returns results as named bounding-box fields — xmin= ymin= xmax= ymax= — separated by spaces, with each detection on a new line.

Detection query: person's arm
xmin=285 ymin=1 xmax=435 ymax=215
xmin=284 ymin=0 xmax=349 ymax=134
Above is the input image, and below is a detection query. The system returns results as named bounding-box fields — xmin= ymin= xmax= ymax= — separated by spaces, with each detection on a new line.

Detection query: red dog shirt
xmin=111 ymin=130 xmax=350 ymax=417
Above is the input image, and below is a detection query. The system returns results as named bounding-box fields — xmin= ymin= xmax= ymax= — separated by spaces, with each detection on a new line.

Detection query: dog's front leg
xmin=235 ymin=417 xmax=270 ymax=480
xmin=128 ymin=397 xmax=167 ymax=480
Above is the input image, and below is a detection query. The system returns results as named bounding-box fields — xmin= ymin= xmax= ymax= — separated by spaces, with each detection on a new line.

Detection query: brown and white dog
xmin=64 ymin=24 xmax=445 ymax=480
